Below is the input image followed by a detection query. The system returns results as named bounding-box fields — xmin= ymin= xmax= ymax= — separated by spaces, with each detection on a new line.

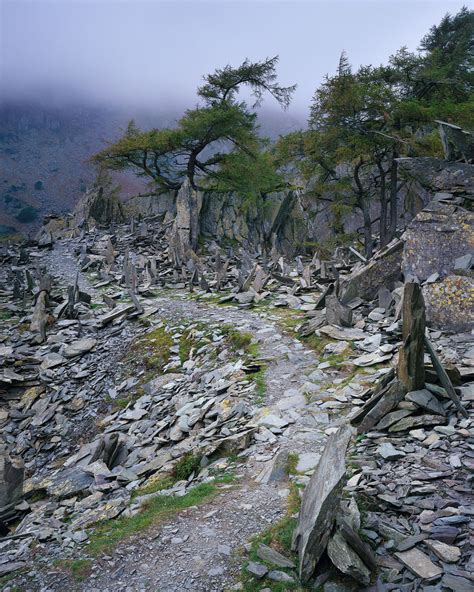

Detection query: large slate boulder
xmin=402 ymin=201 xmax=473 ymax=331
xmin=402 ymin=201 xmax=473 ymax=282
xmin=423 ymin=274 xmax=473 ymax=332
xmin=168 ymin=180 xmax=202 ymax=262
xmin=436 ymin=120 xmax=474 ymax=162
xmin=293 ymin=424 xmax=353 ymax=582
xmin=73 ymin=186 xmax=125 ymax=227
xmin=339 ymin=239 xmax=403 ymax=303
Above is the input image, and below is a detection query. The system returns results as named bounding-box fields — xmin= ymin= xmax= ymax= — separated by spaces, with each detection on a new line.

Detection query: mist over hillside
xmin=0 ymin=99 xmax=305 ymax=237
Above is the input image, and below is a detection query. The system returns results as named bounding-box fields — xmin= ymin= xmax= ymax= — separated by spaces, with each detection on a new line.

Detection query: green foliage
xmin=240 ymin=483 xmax=303 ymax=591
xmin=275 ymin=8 xmax=472 ymax=257
xmin=225 ymin=328 xmax=253 ymax=352
xmin=34 ymin=180 xmax=43 ymax=190
xmin=173 ymin=453 xmax=202 ymax=481
xmin=15 ymin=205 xmax=38 ymax=223
xmin=55 ymin=559 xmax=92 ymax=582
xmin=286 ymin=453 xmax=299 ymax=475
xmin=419 ymin=6 xmax=473 ymax=102
xmin=130 ymin=325 xmax=174 ymax=373
xmin=94 ymin=57 xmax=295 ymax=196
xmin=132 ymin=475 xmax=175 ymax=498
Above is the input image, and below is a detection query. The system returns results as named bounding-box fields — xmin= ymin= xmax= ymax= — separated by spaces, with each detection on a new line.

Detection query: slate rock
xmin=406 ymin=389 xmax=446 ymax=416
xmin=424 ymin=539 xmax=461 ymax=563
xmin=389 ymin=414 xmax=446 ymax=433
xmin=267 ymin=570 xmax=295 ymax=583
xmin=37 ymin=467 xmax=94 ymax=498
xmin=293 ymin=424 xmax=353 ymax=582
xmin=63 ymin=338 xmax=97 ymax=358
xmin=247 ymin=561 xmax=268 ymax=578
xmin=327 ymin=531 xmax=371 ymax=586
xmin=441 ymin=573 xmax=473 ymax=592
xmin=0 ymin=444 xmax=24 ymax=508
xmin=376 ymin=442 xmax=406 ymax=461
xmin=398 ymin=282 xmax=426 ymax=391
xmin=296 ymin=453 xmax=321 ymax=473
xmin=395 ymin=548 xmax=443 ymax=579
xmin=257 ymin=543 xmax=295 ymax=568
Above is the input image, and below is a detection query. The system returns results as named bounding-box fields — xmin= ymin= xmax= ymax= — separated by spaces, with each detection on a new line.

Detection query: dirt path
xmin=20 ymin=242 xmax=349 ymax=592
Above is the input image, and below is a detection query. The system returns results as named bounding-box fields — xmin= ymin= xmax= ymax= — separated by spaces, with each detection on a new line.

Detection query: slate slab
xmin=293 ymin=424 xmax=353 ymax=582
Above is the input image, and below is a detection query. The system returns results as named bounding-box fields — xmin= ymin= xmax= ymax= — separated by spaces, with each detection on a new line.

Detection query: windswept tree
xmin=93 ymin=57 xmax=295 ymax=196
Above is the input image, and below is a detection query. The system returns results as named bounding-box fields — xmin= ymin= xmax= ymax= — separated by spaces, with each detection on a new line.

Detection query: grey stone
xmin=453 ymin=254 xmax=472 ymax=270
xmin=327 ymin=531 xmax=371 ymax=586
xmin=398 ymin=282 xmax=426 ymax=391
xmin=246 ymin=561 xmax=268 ymax=578
xmin=296 ymin=453 xmax=321 ymax=473
xmin=267 ymin=570 xmax=295 ymax=583
xmin=441 ymin=573 xmax=473 ymax=592
xmin=424 ymin=539 xmax=461 ymax=563
xmin=376 ymin=442 xmax=406 ymax=461
xmin=0 ymin=444 xmax=24 ymax=508
xmin=389 ymin=414 xmax=446 ymax=432
xmin=395 ymin=548 xmax=443 ymax=579
xmin=406 ymin=389 xmax=446 ymax=416
xmin=63 ymin=337 xmax=97 ymax=358
xmin=256 ymin=544 xmax=295 ymax=568
xmin=293 ymin=424 xmax=353 ymax=582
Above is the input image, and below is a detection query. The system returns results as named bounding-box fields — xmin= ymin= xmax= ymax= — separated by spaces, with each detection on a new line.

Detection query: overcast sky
xmin=1 ymin=0 xmax=470 ymax=116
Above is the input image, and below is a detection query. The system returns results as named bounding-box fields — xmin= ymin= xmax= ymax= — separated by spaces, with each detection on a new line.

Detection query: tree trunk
xmin=389 ymin=150 xmax=398 ymax=241
xmin=361 ymin=203 xmax=373 ymax=259
xmin=354 ymin=161 xmax=373 ymax=259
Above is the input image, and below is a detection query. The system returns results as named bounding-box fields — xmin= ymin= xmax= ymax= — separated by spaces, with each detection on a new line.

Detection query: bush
xmin=15 ymin=206 xmax=38 ymax=223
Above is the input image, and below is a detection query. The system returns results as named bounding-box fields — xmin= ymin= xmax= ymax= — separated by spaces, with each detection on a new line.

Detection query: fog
xmin=1 ymin=0 xmax=469 ymax=117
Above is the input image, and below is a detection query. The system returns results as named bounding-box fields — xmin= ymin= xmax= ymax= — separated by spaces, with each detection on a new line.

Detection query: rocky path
xmin=13 ymin=242 xmax=351 ymax=592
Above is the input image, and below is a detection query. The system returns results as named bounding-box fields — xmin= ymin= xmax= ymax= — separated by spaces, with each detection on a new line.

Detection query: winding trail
xmin=28 ymin=239 xmax=350 ymax=592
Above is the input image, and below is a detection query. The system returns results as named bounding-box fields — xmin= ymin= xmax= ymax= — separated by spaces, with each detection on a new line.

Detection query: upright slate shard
xmin=398 ymin=282 xmax=425 ymax=391
xmin=293 ymin=424 xmax=353 ymax=582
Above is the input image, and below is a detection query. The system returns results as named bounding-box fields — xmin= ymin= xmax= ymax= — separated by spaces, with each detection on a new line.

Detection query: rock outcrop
xmin=436 ymin=120 xmax=474 ymax=162
xmin=72 ymin=186 xmax=125 ymax=227
xmin=403 ymin=200 xmax=473 ymax=331
xmin=0 ymin=443 xmax=24 ymax=511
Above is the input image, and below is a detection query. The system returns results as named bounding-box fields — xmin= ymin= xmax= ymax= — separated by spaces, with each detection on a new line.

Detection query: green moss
xmin=54 ymin=559 xmax=92 ymax=581
xmin=286 ymin=453 xmax=299 ymax=476
xmin=130 ymin=325 xmax=174 ymax=373
xmin=223 ymin=327 xmax=254 ymax=352
xmin=131 ymin=475 xmax=175 ymax=498
xmin=248 ymin=366 xmax=266 ymax=405
xmin=87 ymin=482 xmax=218 ymax=556
xmin=208 ymin=469 xmax=237 ymax=484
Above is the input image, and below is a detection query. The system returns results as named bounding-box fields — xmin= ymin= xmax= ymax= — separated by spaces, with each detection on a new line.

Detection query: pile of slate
xmin=0 ymin=315 xmax=266 ymax=576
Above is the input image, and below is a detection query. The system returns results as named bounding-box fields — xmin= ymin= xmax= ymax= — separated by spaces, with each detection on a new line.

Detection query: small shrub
xmin=173 ymin=453 xmax=201 ymax=481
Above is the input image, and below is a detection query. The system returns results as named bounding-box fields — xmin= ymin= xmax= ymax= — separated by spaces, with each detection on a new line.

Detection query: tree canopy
xmin=275 ymin=6 xmax=473 ymax=257
xmin=93 ymin=56 xmax=296 ymax=196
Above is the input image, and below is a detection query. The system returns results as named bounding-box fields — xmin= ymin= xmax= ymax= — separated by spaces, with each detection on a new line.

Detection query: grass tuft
xmin=54 ymin=559 xmax=92 ymax=582
xmin=86 ymin=482 xmax=218 ymax=556
xmin=173 ymin=453 xmax=202 ymax=481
